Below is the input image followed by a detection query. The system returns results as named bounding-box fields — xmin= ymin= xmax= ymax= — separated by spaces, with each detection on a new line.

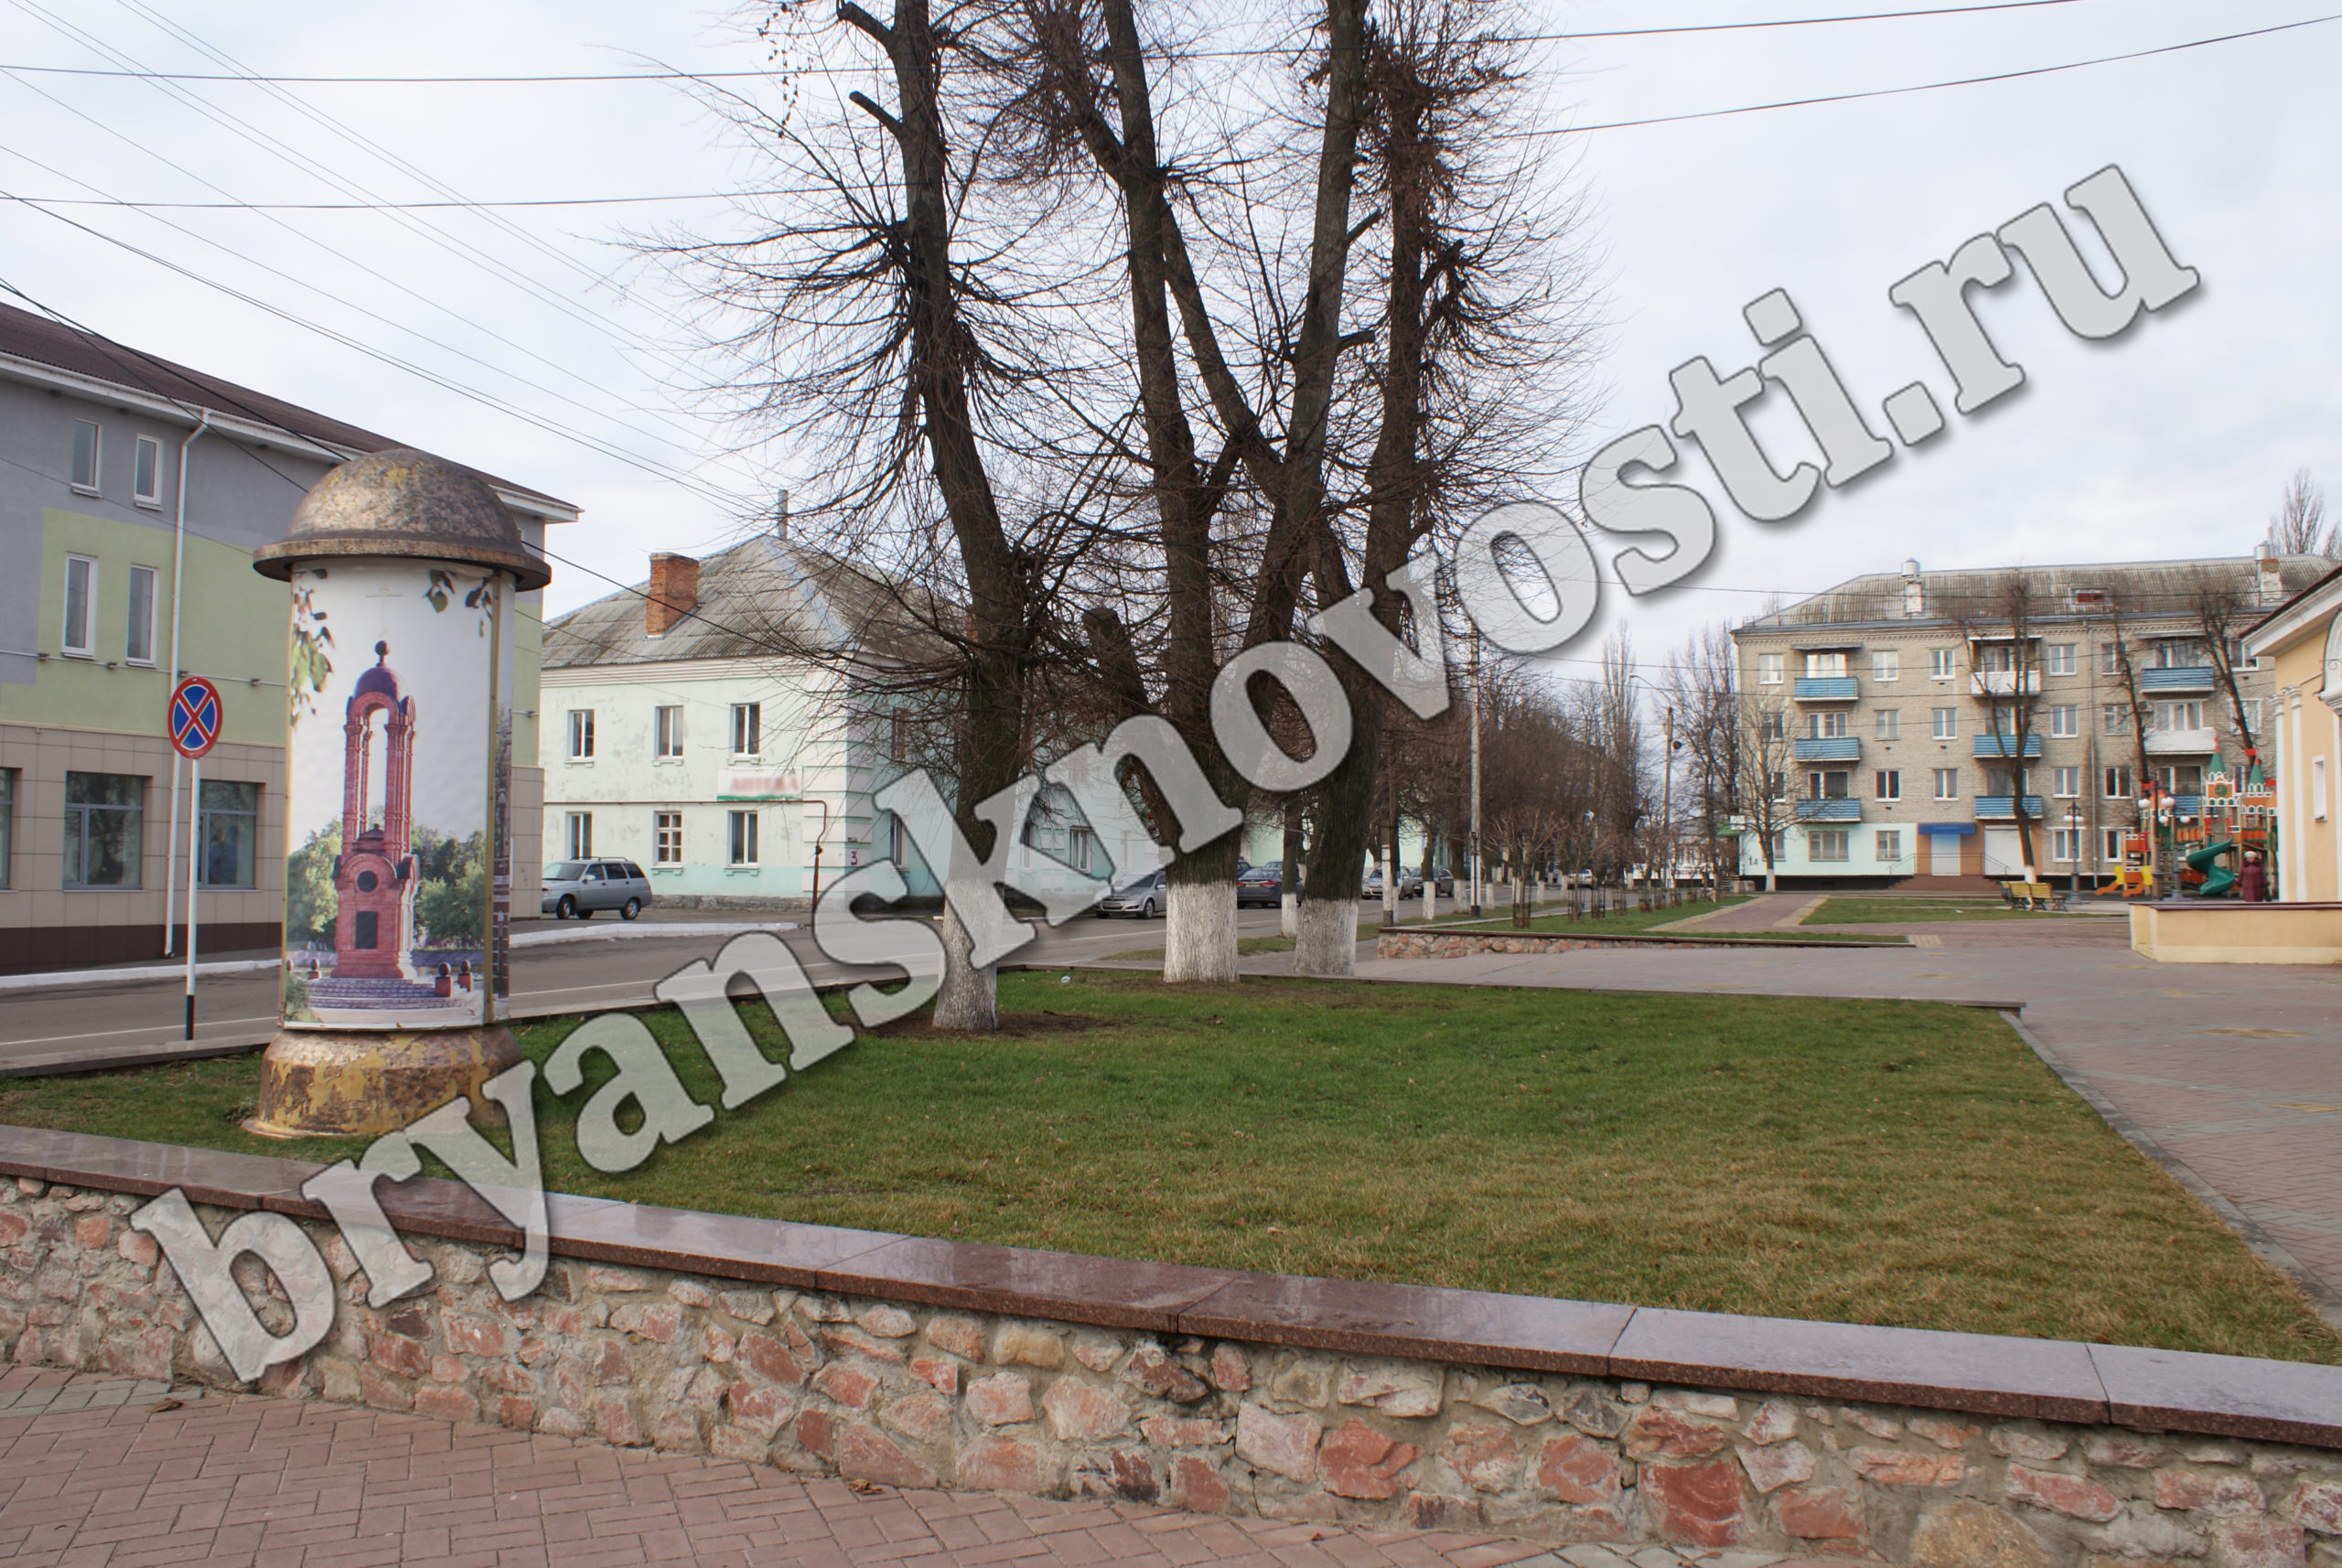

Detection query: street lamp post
xmin=1468 ymin=630 xmax=1483 ymax=918
xmin=2065 ymin=802 xmax=2081 ymax=905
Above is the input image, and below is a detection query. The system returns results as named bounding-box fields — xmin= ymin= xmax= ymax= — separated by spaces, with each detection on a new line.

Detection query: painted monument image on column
xmin=281 ymin=563 xmax=507 ymax=1028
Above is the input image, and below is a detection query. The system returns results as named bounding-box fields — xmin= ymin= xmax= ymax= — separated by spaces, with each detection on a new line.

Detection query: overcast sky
xmin=5 ymin=0 xmax=2337 ymax=687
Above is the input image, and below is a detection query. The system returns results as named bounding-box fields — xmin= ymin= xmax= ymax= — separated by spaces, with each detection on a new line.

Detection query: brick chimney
xmin=647 ymin=553 xmax=699 ymax=636
xmin=2254 ymin=540 xmax=2286 ymax=607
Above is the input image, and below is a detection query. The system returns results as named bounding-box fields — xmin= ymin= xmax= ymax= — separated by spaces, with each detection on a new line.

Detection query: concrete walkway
xmin=0 ymin=1371 xmax=1809 ymax=1568
xmin=1239 ymin=916 xmax=2342 ymax=1316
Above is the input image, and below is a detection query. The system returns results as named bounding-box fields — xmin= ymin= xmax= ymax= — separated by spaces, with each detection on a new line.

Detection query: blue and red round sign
xmin=168 ymin=675 xmax=223 ymax=760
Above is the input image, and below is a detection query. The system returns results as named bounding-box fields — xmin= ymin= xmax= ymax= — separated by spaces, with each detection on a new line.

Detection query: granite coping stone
xmin=8 ymin=1122 xmax=2342 ymax=1448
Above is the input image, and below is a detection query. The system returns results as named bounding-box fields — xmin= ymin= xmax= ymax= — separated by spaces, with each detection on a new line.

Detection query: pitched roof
xmin=542 ymin=532 xmax=947 ymax=670
xmin=0 ymin=299 xmax=575 ymax=516
xmin=1737 ymin=553 xmax=2331 ymax=634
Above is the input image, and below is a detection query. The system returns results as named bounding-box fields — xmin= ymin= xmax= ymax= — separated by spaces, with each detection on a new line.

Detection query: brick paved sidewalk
xmin=0 ymin=1371 xmax=1822 ymax=1568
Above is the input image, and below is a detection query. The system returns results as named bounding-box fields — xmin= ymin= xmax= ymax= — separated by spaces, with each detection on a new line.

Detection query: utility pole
xmin=1468 ymin=630 xmax=1483 ymax=917
xmin=1662 ymin=703 xmax=1676 ymax=889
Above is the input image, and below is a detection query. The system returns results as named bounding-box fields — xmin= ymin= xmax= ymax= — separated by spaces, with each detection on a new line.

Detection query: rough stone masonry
xmin=5 ymin=1176 xmax=2341 ymax=1567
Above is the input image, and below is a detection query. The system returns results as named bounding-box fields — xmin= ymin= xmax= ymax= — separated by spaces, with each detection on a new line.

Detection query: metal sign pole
xmin=185 ymin=756 xmax=199 ymax=1039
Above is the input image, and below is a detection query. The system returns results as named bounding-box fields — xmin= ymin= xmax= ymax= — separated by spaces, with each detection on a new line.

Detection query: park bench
xmin=2002 ymin=881 xmax=2063 ymax=911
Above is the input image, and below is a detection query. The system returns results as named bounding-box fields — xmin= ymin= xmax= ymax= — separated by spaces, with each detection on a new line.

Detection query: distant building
xmin=1729 ymin=550 xmax=2329 ymax=888
xmin=2245 ymin=560 xmax=2342 ymax=902
xmin=0 ymin=301 xmax=574 ymax=972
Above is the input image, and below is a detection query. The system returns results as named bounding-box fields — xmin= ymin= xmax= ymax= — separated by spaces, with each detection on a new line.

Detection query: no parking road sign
xmin=168 ymin=675 xmax=222 ymax=759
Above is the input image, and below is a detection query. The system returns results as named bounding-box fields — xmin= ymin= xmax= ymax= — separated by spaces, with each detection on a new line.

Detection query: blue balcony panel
xmin=1973 ymin=795 xmax=2047 ymax=821
xmin=1794 ymin=798 xmax=1863 ymax=822
xmin=1793 ymin=676 xmax=1859 ymax=703
xmin=1793 ymin=736 xmax=1861 ymax=762
xmin=2139 ymin=666 xmax=2217 ymax=693
xmin=1972 ymin=732 xmax=2045 ymax=758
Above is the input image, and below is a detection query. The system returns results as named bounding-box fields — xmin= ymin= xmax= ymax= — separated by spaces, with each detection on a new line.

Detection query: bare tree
xmin=1736 ymin=690 xmax=1795 ymax=893
xmin=1662 ymin=623 xmax=1741 ymax=893
xmin=1954 ymin=575 xmax=2047 ymax=876
xmin=2099 ymin=594 xmax=2155 ymax=885
xmin=2268 ymin=468 xmax=2336 ymax=558
xmin=2184 ymin=568 xmax=2262 ymax=763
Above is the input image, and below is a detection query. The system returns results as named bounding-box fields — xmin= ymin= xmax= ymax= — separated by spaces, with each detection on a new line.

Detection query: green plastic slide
xmin=2188 ymin=837 xmax=2237 ymax=897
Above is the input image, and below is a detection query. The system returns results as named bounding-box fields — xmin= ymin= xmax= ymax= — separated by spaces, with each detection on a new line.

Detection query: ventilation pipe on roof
xmin=2254 ymin=540 xmax=2285 ymax=607
xmin=647 ymin=553 xmax=700 ymax=636
xmin=1901 ymin=559 xmax=1924 ymax=618
xmin=161 ymin=409 xmax=213 ymax=958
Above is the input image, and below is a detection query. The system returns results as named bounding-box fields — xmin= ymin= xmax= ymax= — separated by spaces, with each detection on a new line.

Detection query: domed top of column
xmin=253 ymin=447 xmax=551 ymax=590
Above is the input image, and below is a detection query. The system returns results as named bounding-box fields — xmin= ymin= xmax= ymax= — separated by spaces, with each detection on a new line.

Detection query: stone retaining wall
xmin=5 ymin=1133 xmax=2342 ymax=1568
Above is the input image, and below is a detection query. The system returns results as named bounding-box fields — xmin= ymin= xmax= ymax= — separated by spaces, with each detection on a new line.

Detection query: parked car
xmin=1095 ymin=868 xmax=1168 ymax=918
xmin=1235 ymin=865 xmax=1284 ymax=908
xmin=542 ymin=859 xmax=652 ymax=920
xmin=1362 ymin=867 xmax=1424 ymax=899
xmin=1423 ymin=865 xmax=1456 ymax=897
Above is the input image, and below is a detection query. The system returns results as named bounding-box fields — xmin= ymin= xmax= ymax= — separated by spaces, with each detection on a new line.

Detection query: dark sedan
xmin=1235 ymin=865 xmax=1284 ymax=908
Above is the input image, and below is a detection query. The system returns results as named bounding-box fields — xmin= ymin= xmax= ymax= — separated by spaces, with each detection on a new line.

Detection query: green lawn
xmin=1451 ymin=914 xmax=1905 ymax=944
xmin=1111 ymin=897 xmax=1755 ymax=960
xmin=1811 ymin=897 xmax=2087 ymax=925
xmin=3 ymin=972 xmax=2331 ymax=1364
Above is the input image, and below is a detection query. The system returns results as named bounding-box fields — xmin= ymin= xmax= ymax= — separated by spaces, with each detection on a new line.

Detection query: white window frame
xmin=565 ymin=811 xmax=593 ymax=859
xmin=1804 ymin=651 xmax=1848 ymax=679
xmin=1756 ymin=653 xmax=1783 ymax=686
xmin=1871 ymin=650 xmax=1899 ymax=682
xmin=2050 ymin=828 xmax=2081 ymax=864
xmin=2103 ymin=703 xmax=2131 ymax=736
xmin=1933 ymin=768 xmax=1960 ymax=801
xmin=2104 ymin=765 xmax=2132 ymax=800
xmin=566 ymin=708 xmax=596 ymax=760
xmin=1930 ymin=707 xmax=1957 ymax=740
xmin=61 ymin=553 xmax=96 ymax=659
xmin=2048 ymin=704 xmax=2078 ymax=738
xmin=1814 ymin=710 xmax=1848 ymax=739
xmin=653 ymin=810 xmax=683 ymax=865
xmin=2051 ymin=767 xmax=2080 ymax=799
xmin=1874 ymin=709 xmax=1900 ymax=740
xmin=1928 ymin=648 xmax=1957 ymax=680
xmin=1875 ymin=770 xmax=1900 ymax=801
xmin=2243 ymin=697 xmax=2263 ymax=735
xmin=2102 ymin=827 xmax=2125 ymax=863
xmin=654 ymin=704 xmax=684 ymax=759
xmin=2100 ymin=643 xmax=2122 ymax=676
xmin=728 ymin=809 xmax=760 ymax=865
xmin=1807 ymin=829 xmax=1850 ymax=863
xmin=1875 ymin=830 xmax=1903 ymax=864
xmin=133 ymin=435 xmax=163 ymax=508
xmin=70 ymin=420 xmax=100 ymax=494
xmin=2046 ymin=644 xmax=2077 ymax=676
xmin=125 ymin=564 xmax=157 ymax=666
xmin=730 ymin=703 xmax=761 ymax=757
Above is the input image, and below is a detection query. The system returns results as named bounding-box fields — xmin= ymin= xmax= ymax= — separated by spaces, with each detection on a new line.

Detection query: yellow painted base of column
xmin=244 ymin=1025 xmax=524 ymax=1139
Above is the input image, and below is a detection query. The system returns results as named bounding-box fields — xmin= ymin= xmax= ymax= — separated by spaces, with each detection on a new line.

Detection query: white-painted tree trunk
xmin=931 ymin=898 xmax=998 ymax=1030
xmin=1421 ymin=882 xmax=1434 ymax=924
xmin=1293 ymin=897 xmax=1357 ymax=977
xmin=1165 ymin=880 xmax=1237 ymax=983
xmin=1280 ymin=892 xmax=1298 ymax=939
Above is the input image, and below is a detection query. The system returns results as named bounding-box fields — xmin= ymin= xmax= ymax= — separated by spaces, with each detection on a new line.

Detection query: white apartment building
xmin=1731 ymin=550 xmax=2330 ymax=887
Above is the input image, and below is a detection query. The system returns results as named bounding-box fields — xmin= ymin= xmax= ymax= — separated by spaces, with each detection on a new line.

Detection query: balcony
xmin=2172 ymin=794 xmax=2205 ymax=817
xmin=1971 ymin=671 xmax=2040 ymax=697
xmin=1793 ymin=676 xmax=1859 ymax=703
xmin=2144 ymin=726 xmax=2218 ymax=756
xmin=1973 ymin=795 xmax=2047 ymax=821
xmin=1972 ymin=732 xmax=2044 ymax=759
xmin=1794 ymin=798 xmax=1863 ymax=822
xmin=1792 ymin=736 xmax=1860 ymax=763
xmin=2139 ymin=665 xmax=2216 ymax=694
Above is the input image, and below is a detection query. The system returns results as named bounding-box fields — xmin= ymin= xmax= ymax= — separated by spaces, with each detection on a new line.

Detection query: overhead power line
xmin=0 ymin=1 xmax=2090 ymax=84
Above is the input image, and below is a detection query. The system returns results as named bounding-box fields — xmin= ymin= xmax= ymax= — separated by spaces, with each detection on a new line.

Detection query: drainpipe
xmin=161 ymin=410 xmax=214 ymax=956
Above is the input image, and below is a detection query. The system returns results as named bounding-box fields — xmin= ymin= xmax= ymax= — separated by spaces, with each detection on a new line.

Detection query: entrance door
xmin=1982 ymin=828 xmax=2023 ymax=877
xmin=1928 ymin=832 xmax=1962 ymax=875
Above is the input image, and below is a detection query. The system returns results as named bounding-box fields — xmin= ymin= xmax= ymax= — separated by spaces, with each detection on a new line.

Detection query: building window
xmin=1807 ymin=770 xmax=1850 ymax=800
xmin=2048 ymin=704 xmax=2078 ymax=738
xmin=1875 ymin=830 xmax=1903 ymax=864
xmin=654 ymin=811 xmax=682 ymax=865
xmin=134 ymin=435 xmax=162 ymax=507
xmin=2102 ymin=827 xmax=2125 ymax=862
xmin=199 ymin=780 xmax=259 ymax=887
xmin=1933 ymin=768 xmax=1960 ymax=800
xmin=61 ymin=553 xmax=96 ymax=658
xmin=2160 ymin=763 xmax=2203 ymax=795
xmin=1872 ymin=650 xmax=1899 ymax=682
xmin=1756 ymin=653 xmax=1783 ymax=686
xmin=2154 ymin=639 xmax=2206 ymax=670
xmin=1766 ymin=770 xmax=1787 ymax=800
xmin=1875 ymin=770 xmax=1900 ymax=800
xmin=2051 ymin=829 xmax=2081 ymax=863
xmin=1758 ymin=709 xmax=1788 ymax=740
xmin=566 ymin=811 xmax=593 ymax=859
xmin=2104 ymin=765 xmax=2133 ymax=800
xmin=2103 ymin=703 xmax=2131 ymax=735
xmin=0 ymin=768 xmax=13 ymax=888
xmin=728 ymin=810 xmax=759 ymax=865
xmin=1811 ymin=710 xmax=1848 ymax=739
xmin=1804 ymin=651 xmax=1847 ymax=678
xmin=2152 ymin=701 xmax=2205 ymax=734
xmin=730 ymin=703 xmax=761 ymax=757
xmin=126 ymin=564 xmax=157 ymax=665
xmin=2046 ymin=643 xmax=2076 ymax=676
xmin=1928 ymin=648 xmax=1957 ymax=679
xmin=1875 ymin=709 xmax=1900 ymax=740
xmin=655 ymin=705 xmax=684 ymax=758
xmin=2101 ymin=642 xmax=2122 ymax=676
xmin=885 ymin=810 xmax=907 ymax=866
xmin=2052 ymin=767 xmax=2080 ymax=799
xmin=566 ymin=709 xmax=596 ymax=759
xmin=64 ymin=771 xmax=143 ymax=887
xmin=1807 ymin=829 xmax=1850 ymax=862
xmin=2243 ymin=697 xmax=2262 ymax=735
xmin=1930 ymin=707 xmax=1957 ymax=740
xmin=70 ymin=420 xmax=100 ymax=493
xmin=890 ymin=709 xmax=910 ymax=763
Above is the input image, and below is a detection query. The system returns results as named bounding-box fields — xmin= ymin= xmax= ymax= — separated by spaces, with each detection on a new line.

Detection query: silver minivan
xmin=542 ymin=859 xmax=652 ymax=920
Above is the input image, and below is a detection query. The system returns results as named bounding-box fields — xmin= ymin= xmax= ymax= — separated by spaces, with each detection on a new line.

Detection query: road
xmin=0 ymin=902 xmax=1332 ymax=1074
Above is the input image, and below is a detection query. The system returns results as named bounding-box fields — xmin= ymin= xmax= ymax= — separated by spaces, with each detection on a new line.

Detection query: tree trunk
xmin=1164 ymin=840 xmax=1240 ymax=983
xmin=1280 ymin=805 xmax=1303 ymax=939
xmin=1294 ymin=897 xmax=1358 ymax=976
xmin=932 ymin=898 xmax=997 ymax=1030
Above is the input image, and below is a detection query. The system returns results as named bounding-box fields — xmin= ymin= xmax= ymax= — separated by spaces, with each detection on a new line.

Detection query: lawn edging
xmin=5 ymin=1123 xmax=2340 ymax=1563
xmin=1376 ymin=927 xmax=1907 ymax=956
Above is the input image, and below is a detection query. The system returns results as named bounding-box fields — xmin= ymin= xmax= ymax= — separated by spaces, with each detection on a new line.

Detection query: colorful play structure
xmin=2112 ymin=762 xmax=2277 ymax=901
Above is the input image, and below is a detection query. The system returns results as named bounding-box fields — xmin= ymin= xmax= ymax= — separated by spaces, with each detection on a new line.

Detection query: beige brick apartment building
xmin=1729 ymin=549 xmax=2330 ymax=887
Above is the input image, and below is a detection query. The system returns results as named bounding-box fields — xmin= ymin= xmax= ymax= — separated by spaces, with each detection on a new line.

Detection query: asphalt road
xmin=0 ymin=903 xmax=1318 ymax=1074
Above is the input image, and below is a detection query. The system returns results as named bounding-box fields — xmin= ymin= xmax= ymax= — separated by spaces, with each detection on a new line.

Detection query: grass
xmin=1449 ymin=916 xmax=1907 ymax=944
xmin=4 ymin=972 xmax=2334 ymax=1364
xmin=1811 ymin=897 xmax=2088 ymax=925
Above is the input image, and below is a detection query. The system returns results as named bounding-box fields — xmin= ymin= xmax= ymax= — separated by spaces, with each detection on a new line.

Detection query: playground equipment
xmin=2187 ymin=837 xmax=2238 ymax=898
